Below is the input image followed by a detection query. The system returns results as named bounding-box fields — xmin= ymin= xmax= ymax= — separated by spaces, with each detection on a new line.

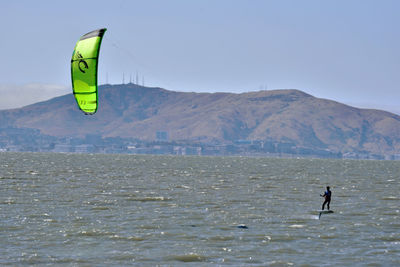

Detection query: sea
xmin=0 ymin=152 xmax=399 ymax=266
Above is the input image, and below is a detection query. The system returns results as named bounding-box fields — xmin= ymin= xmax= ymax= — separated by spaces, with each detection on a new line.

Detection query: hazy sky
xmin=1 ymin=0 xmax=399 ymax=113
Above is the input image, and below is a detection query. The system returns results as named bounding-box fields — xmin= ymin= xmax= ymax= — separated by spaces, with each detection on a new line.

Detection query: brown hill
xmin=1 ymin=83 xmax=400 ymax=155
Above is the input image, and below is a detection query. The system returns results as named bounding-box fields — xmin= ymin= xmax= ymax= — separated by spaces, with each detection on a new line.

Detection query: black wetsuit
xmin=322 ymin=189 xmax=331 ymax=210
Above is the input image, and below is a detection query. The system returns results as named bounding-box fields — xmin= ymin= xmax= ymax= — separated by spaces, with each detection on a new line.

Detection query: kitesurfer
xmin=320 ymin=186 xmax=332 ymax=210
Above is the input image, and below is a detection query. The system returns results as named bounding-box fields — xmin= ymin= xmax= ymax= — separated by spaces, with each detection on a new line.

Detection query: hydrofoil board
xmin=318 ymin=210 xmax=334 ymax=214
xmin=318 ymin=210 xmax=333 ymax=219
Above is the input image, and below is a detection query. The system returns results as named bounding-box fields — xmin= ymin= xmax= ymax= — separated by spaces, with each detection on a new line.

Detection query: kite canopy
xmin=71 ymin=28 xmax=107 ymax=115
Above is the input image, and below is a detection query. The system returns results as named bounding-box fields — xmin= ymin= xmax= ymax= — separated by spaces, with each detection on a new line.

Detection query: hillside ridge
xmin=1 ymin=83 xmax=400 ymax=156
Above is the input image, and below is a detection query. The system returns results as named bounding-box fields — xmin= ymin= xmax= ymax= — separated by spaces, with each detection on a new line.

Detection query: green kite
xmin=71 ymin=28 xmax=106 ymax=115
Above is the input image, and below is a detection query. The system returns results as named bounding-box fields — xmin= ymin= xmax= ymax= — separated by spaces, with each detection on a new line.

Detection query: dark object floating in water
xmin=237 ymin=225 xmax=248 ymax=229
xmin=180 ymin=225 xmax=197 ymax=227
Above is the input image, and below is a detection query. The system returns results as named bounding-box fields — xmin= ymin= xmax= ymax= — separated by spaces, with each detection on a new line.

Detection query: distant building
xmin=235 ymin=140 xmax=252 ymax=145
xmin=74 ymin=144 xmax=94 ymax=153
xmin=156 ymin=131 xmax=168 ymax=141
xmin=53 ymin=144 xmax=73 ymax=153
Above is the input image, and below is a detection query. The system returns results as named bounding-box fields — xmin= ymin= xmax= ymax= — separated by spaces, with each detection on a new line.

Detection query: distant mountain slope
xmin=1 ymin=83 xmax=400 ymax=155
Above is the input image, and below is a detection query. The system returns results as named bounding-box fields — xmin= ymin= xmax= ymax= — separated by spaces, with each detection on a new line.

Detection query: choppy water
xmin=0 ymin=152 xmax=399 ymax=266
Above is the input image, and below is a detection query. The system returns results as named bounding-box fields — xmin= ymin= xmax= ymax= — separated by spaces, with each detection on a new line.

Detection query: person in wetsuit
xmin=320 ymin=186 xmax=332 ymax=210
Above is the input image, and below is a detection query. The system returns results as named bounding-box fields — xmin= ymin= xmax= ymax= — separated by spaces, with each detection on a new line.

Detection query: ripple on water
xmin=165 ymin=253 xmax=207 ymax=262
xmin=126 ymin=196 xmax=171 ymax=202
xmin=1 ymin=153 xmax=400 ymax=266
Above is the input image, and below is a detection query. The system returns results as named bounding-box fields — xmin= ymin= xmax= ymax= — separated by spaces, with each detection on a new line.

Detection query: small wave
xmin=268 ymin=235 xmax=298 ymax=242
xmin=175 ymin=185 xmax=191 ymax=189
xmin=267 ymin=260 xmax=295 ymax=266
xmin=349 ymin=211 xmax=367 ymax=216
xmin=308 ymin=215 xmax=320 ymax=220
xmin=381 ymin=196 xmax=399 ymax=201
xmin=289 ymin=224 xmax=305 ymax=228
xmin=43 ymin=218 xmax=58 ymax=223
xmin=91 ymin=206 xmax=110 ymax=211
xmin=51 ymin=258 xmax=91 ymax=265
xmin=28 ymin=213 xmax=51 ymax=218
xmin=126 ymin=196 xmax=171 ymax=202
xmin=110 ymin=235 xmax=145 ymax=241
xmin=318 ymin=234 xmax=337 ymax=239
xmin=77 ymin=229 xmax=115 ymax=237
xmin=0 ymin=225 xmax=23 ymax=231
xmin=166 ymin=253 xmax=207 ymax=262
xmin=0 ymin=199 xmax=16 ymax=205
xmin=138 ymin=224 xmax=160 ymax=230
xmin=110 ymin=253 xmax=136 ymax=261
xmin=270 ymin=247 xmax=299 ymax=254
xmin=0 ymin=176 xmax=14 ymax=180
xmin=383 ymin=210 xmax=400 ymax=216
xmin=374 ymin=235 xmax=400 ymax=242
xmin=208 ymin=235 xmax=235 ymax=241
